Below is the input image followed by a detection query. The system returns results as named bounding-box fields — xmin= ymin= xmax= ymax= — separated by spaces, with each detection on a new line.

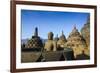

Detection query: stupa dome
xmin=25 ymin=27 xmax=43 ymax=49
xmin=57 ymin=31 xmax=67 ymax=48
xmin=64 ymin=25 xmax=87 ymax=57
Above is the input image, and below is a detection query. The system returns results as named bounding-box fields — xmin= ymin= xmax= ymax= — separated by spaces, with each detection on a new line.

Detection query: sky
xmin=21 ymin=9 xmax=89 ymax=39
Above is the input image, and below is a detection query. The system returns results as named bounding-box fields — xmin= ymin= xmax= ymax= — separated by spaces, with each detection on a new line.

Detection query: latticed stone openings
xmin=21 ymin=17 xmax=90 ymax=62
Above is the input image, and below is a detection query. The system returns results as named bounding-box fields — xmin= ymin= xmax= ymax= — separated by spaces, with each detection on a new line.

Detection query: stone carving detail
xmin=64 ymin=25 xmax=87 ymax=57
xmin=44 ymin=32 xmax=57 ymax=51
xmin=81 ymin=17 xmax=90 ymax=49
xmin=25 ymin=27 xmax=43 ymax=49
xmin=57 ymin=31 xmax=67 ymax=48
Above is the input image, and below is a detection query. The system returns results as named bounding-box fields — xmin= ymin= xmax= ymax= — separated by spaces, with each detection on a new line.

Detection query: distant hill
xmin=21 ymin=39 xmax=28 ymax=45
xmin=41 ymin=38 xmax=47 ymax=44
xmin=21 ymin=38 xmax=47 ymax=45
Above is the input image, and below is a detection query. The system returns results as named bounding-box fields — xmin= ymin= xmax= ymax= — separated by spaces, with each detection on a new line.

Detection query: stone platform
xmin=21 ymin=48 xmax=74 ymax=63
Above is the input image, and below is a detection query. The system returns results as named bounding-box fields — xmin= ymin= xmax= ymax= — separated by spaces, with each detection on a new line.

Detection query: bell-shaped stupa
xmin=25 ymin=27 xmax=43 ymax=49
xmin=81 ymin=16 xmax=90 ymax=49
xmin=64 ymin=25 xmax=87 ymax=57
xmin=57 ymin=31 xmax=67 ymax=48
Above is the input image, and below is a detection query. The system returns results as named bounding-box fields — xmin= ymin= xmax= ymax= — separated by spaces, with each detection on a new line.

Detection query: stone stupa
xmin=81 ymin=16 xmax=90 ymax=56
xmin=25 ymin=27 xmax=43 ymax=50
xmin=81 ymin=16 xmax=90 ymax=49
xmin=64 ymin=25 xmax=87 ymax=57
xmin=57 ymin=31 xmax=67 ymax=48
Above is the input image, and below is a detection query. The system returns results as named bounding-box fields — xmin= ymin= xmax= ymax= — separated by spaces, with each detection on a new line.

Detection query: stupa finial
xmin=34 ymin=27 xmax=38 ymax=37
xmin=62 ymin=30 xmax=64 ymax=35
xmin=74 ymin=24 xmax=76 ymax=29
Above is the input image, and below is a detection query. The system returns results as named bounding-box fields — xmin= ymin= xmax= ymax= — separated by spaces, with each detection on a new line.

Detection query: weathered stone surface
xmin=64 ymin=25 xmax=87 ymax=58
xmin=25 ymin=27 xmax=43 ymax=49
xmin=81 ymin=17 xmax=90 ymax=49
xmin=80 ymin=16 xmax=90 ymax=56
xmin=57 ymin=31 xmax=67 ymax=48
xmin=21 ymin=50 xmax=74 ymax=63
xmin=21 ymin=52 xmax=41 ymax=62
xmin=44 ymin=32 xmax=57 ymax=51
